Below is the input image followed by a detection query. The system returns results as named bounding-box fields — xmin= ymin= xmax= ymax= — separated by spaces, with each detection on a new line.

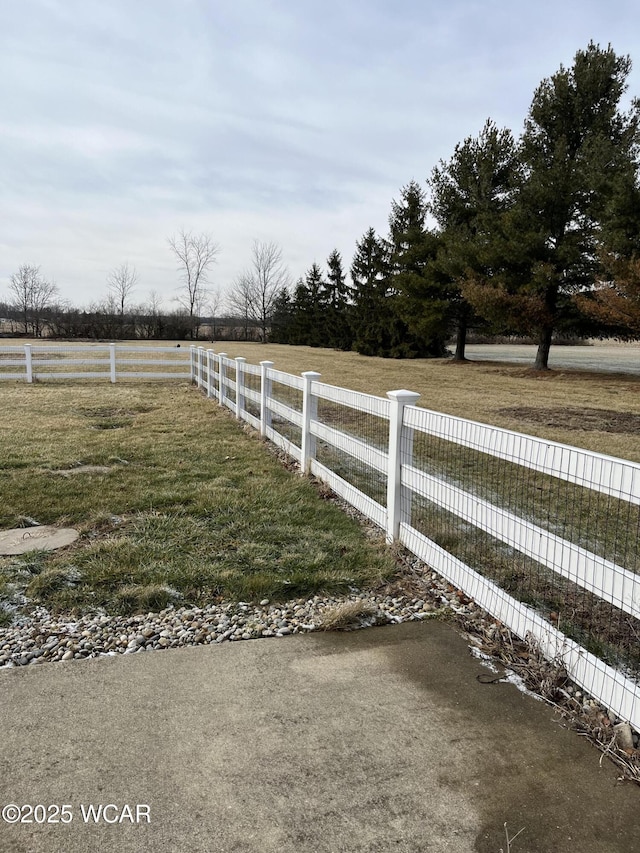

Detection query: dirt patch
xmin=498 ymin=405 xmax=640 ymax=433
xmin=79 ymin=406 xmax=152 ymax=418
xmin=49 ymin=465 xmax=113 ymax=477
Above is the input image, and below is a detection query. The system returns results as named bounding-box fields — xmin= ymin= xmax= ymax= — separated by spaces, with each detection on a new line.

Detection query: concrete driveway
xmin=0 ymin=621 xmax=638 ymax=853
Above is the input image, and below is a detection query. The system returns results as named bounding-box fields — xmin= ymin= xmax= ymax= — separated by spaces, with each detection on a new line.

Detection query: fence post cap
xmin=387 ymin=389 xmax=420 ymax=403
xmin=260 ymin=360 xmax=274 ymax=366
xmin=235 ymin=356 xmax=247 ymax=362
xmin=302 ymin=371 xmax=321 ymax=379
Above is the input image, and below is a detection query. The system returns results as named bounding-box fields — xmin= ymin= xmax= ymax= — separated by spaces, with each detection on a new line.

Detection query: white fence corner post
xmin=260 ymin=360 xmax=274 ymax=438
xmin=109 ymin=343 xmax=117 ymax=384
xmin=235 ymin=357 xmax=246 ymax=420
xmin=301 ymin=371 xmax=321 ymax=475
xmin=189 ymin=345 xmax=197 ymax=384
xmin=217 ymin=353 xmax=227 ymax=406
xmin=206 ymin=349 xmax=215 ymax=398
xmin=24 ymin=344 xmax=33 ymax=383
xmin=386 ymin=389 xmax=420 ymax=543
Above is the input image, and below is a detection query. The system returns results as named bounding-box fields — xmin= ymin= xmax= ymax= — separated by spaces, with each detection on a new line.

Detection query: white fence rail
xmin=192 ymin=345 xmax=640 ymax=732
xmin=0 ymin=343 xmax=190 ymax=381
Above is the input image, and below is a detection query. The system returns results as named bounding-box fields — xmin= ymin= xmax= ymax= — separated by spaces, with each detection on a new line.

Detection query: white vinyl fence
xmin=0 ymin=343 xmax=189 ymax=381
xmin=192 ymin=345 xmax=640 ymax=732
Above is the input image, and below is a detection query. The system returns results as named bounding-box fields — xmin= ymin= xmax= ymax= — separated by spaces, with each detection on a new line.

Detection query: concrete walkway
xmin=0 ymin=621 xmax=638 ymax=853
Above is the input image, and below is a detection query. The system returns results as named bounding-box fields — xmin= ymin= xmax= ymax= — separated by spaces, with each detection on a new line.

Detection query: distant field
xmin=198 ymin=342 xmax=640 ymax=464
xmin=4 ymin=339 xmax=640 ymax=462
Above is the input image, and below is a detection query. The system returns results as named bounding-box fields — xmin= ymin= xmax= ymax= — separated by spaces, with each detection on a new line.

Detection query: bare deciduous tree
xmin=227 ymin=241 xmax=290 ymax=341
xmin=226 ymin=272 xmax=253 ymax=340
xmin=9 ymin=264 xmax=59 ymax=337
xmin=107 ymin=262 xmax=138 ymax=318
xmin=207 ymin=289 xmax=223 ymax=341
xmin=168 ymin=229 xmax=219 ymax=338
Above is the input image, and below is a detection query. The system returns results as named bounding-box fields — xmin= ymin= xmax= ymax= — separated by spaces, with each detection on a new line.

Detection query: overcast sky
xmin=2 ymin=0 xmax=639 ymax=310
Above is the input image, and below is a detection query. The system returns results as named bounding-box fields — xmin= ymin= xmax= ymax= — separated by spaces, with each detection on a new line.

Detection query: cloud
xmin=1 ymin=0 xmax=639 ymax=307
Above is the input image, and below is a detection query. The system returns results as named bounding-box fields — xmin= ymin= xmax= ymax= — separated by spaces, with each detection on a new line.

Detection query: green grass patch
xmin=0 ymin=383 xmax=393 ymax=617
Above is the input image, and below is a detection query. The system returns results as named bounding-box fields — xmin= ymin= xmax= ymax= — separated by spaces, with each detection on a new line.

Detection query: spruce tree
xmin=351 ymin=228 xmax=393 ymax=356
xmin=268 ymin=286 xmax=293 ymax=343
xmin=325 ymin=249 xmax=353 ymax=349
xmin=388 ymin=180 xmax=449 ymax=357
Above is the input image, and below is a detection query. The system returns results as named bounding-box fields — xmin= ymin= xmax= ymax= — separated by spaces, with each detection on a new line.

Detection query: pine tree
xmin=304 ymin=263 xmax=327 ymax=347
xmin=515 ymin=42 xmax=640 ymax=369
xmin=427 ymin=121 xmax=521 ymax=359
xmin=268 ymin=286 xmax=293 ymax=343
xmin=351 ymin=228 xmax=393 ymax=356
xmin=388 ymin=180 xmax=449 ymax=357
xmin=325 ymin=249 xmax=353 ymax=349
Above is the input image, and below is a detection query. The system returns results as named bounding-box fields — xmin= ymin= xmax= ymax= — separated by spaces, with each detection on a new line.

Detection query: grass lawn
xmin=0 ymin=382 xmax=393 ymax=621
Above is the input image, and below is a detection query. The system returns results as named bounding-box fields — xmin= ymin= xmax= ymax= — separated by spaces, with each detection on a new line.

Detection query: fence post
xmin=218 ymin=353 xmax=227 ymax=406
xmin=24 ymin=344 xmax=33 ymax=384
xmin=206 ymin=349 xmax=215 ymax=398
xmin=386 ymin=390 xmax=420 ymax=543
xmin=109 ymin=343 xmax=117 ymax=384
xmin=189 ymin=346 xmax=196 ymax=384
xmin=235 ymin=357 xmax=246 ymax=420
xmin=197 ymin=346 xmax=205 ymax=389
xmin=260 ymin=360 xmax=274 ymax=438
xmin=301 ymin=371 xmax=321 ymax=475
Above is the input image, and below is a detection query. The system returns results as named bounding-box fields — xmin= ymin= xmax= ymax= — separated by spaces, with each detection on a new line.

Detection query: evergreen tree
xmin=427 ymin=121 xmax=521 ymax=359
xmin=512 ymin=42 xmax=640 ymax=369
xmin=303 ymin=263 xmax=327 ymax=347
xmin=351 ymin=228 xmax=392 ymax=356
xmin=284 ymin=265 xmax=326 ymax=346
xmin=324 ymin=249 xmax=353 ymax=349
xmin=388 ymin=180 xmax=449 ymax=357
xmin=268 ymin=286 xmax=293 ymax=343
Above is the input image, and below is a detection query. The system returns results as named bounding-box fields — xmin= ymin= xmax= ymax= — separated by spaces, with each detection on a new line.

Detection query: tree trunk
xmin=452 ymin=315 xmax=468 ymax=362
xmin=534 ymin=326 xmax=553 ymax=370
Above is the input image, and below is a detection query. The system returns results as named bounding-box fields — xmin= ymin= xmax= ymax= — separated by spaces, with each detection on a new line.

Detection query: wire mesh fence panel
xmin=204 ymin=350 xmax=220 ymax=398
xmin=313 ymin=386 xmax=389 ymax=506
xmin=267 ymin=370 xmax=303 ymax=451
xmin=0 ymin=345 xmax=29 ymax=379
xmin=220 ymin=358 xmax=237 ymax=410
xmin=241 ymin=362 xmax=262 ymax=422
xmin=403 ymin=410 xmax=640 ymax=684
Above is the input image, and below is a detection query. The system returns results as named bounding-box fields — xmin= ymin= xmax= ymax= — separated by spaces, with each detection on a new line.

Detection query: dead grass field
xmin=203 ymin=342 xmax=640 ymax=463
xmin=5 ymin=338 xmax=639 ymax=459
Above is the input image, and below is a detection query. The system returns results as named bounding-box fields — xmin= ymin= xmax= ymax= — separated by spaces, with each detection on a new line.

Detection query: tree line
xmin=272 ymin=42 xmax=640 ymax=369
xmin=3 ymin=44 xmax=640 ymax=369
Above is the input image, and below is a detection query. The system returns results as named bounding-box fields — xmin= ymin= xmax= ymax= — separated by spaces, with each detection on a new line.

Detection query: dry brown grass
xmin=316 ymin=600 xmax=378 ymax=630
xmin=205 ymin=343 xmax=640 ymax=462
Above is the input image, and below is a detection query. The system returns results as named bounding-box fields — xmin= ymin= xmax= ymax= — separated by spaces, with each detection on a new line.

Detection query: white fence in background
xmin=0 ymin=343 xmax=190 ymax=381
xmin=191 ymin=345 xmax=640 ymax=732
